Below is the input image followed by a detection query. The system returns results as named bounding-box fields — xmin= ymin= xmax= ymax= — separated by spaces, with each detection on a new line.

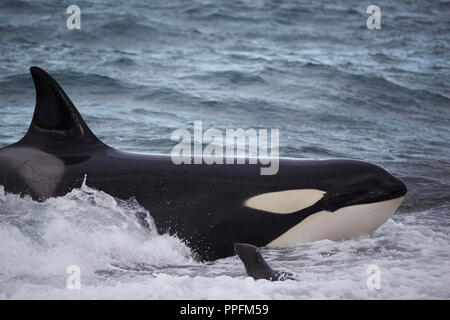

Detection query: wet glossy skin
xmin=0 ymin=67 xmax=407 ymax=261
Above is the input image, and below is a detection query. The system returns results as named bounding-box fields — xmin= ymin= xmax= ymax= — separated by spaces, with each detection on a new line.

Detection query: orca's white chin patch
xmin=266 ymin=197 xmax=404 ymax=247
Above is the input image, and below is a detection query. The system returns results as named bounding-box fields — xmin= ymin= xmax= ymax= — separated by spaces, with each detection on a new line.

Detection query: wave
xmin=1 ymin=181 xmax=449 ymax=299
xmin=187 ymin=70 xmax=266 ymax=85
xmin=0 ymin=182 xmax=194 ymax=298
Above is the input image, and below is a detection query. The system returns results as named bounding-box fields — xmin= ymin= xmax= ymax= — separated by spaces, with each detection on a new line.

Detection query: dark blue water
xmin=0 ymin=0 xmax=449 ymax=299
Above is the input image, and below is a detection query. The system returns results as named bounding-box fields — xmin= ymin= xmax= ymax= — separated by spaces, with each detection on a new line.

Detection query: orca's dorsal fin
xmin=18 ymin=66 xmax=107 ymax=153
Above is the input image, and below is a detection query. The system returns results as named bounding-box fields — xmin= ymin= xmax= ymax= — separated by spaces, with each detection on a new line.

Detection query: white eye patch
xmin=244 ymin=189 xmax=326 ymax=214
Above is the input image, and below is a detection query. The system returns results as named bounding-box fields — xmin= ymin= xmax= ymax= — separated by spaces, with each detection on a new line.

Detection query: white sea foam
xmin=0 ymin=185 xmax=449 ymax=299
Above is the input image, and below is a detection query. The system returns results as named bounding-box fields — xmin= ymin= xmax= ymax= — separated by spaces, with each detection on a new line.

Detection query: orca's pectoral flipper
xmin=234 ymin=243 xmax=294 ymax=281
xmin=18 ymin=67 xmax=106 ymax=152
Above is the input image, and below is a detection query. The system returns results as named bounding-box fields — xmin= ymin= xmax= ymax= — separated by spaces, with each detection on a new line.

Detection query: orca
xmin=0 ymin=67 xmax=407 ymax=261
xmin=234 ymin=243 xmax=294 ymax=281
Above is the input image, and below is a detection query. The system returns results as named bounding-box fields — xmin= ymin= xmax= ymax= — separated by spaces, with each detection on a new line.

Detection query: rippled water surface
xmin=0 ymin=0 xmax=449 ymax=299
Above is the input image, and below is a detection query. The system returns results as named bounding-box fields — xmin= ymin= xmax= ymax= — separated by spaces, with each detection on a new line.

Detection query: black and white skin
xmin=0 ymin=67 xmax=407 ymax=261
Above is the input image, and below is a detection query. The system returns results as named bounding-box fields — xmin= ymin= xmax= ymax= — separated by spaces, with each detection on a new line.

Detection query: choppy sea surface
xmin=0 ymin=0 xmax=449 ymax=299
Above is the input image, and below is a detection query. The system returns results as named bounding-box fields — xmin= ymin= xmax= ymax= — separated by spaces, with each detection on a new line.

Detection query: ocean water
xmin=0 ymin=0 xmax=449 ymax=299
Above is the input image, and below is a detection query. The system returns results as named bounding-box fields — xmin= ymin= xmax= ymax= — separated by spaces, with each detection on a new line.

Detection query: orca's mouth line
xmin=318 ymin=185 xmax=407 ymax=213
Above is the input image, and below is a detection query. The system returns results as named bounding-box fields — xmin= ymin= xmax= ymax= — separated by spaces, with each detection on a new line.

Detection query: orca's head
xmin=244 ymin=160 xmax=408 ymax=246
xmin=245 ymin=159 xmax=407 ymax=215
xmin=317 ymin=160 xmax=407 ymax=211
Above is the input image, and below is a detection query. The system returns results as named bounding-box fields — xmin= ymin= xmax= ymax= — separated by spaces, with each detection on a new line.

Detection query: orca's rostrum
xmin=0 ymin=67 xmax=407 ymax=261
